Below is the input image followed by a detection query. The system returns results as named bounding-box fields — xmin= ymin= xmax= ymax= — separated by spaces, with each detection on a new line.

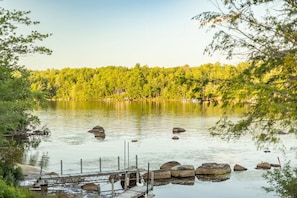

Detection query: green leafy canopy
xmin=193 ymin=0 xmax=297 ymax=142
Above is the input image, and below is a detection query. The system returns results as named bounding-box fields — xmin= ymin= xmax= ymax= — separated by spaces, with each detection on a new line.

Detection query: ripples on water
xmin=23 ymin=101 xmax=296 ymax=197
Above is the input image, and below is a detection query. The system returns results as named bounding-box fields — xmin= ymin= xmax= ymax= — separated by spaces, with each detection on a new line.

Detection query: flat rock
xmin=171 ymin=165 xmax=195 ymax=178
xmin=172 ymin=127 xmax=186 ymax=133
xmin=256 ymin=162 xmax=271 ymax=169
xmin=196 ymin=163 xmax=231 ymax=175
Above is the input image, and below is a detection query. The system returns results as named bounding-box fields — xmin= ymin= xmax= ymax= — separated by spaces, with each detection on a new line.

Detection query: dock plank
xmin=115 ymin=184 xmax=153 ymax=198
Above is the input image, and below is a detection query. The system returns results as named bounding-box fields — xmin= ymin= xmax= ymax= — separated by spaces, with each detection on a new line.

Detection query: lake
xmin=23 ymin=101 xmax=296 ymax=197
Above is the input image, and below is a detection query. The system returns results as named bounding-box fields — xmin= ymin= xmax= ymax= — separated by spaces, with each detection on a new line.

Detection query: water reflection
xmin=26 ymin=101 xmax=297 ymax=198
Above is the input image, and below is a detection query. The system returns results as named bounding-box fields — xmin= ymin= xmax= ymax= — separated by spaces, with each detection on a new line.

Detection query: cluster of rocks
xmin=172 ymin=127 xmax=186 ymax=140
xmin=143 ymin=160 xmax=281 ymax=183
xmin=80 ymin=160 xmax=281 ymax=191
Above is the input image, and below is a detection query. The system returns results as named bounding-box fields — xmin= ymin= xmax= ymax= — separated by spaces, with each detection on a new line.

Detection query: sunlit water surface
xmin=24 ymin=101 xmax=297 ymax=197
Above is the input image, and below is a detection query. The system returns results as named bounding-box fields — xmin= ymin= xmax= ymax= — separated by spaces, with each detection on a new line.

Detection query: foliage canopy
xmin=193 ymin=0 xmax=297 ymax=141
xmin=193 ymin=1 xmax=297 ymax=197
xmin=0 ymin=3 xmax=51 ymax=187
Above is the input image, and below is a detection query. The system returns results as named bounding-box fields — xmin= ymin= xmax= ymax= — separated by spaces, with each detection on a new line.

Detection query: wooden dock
xmin=115 ymin=184 xmax=153 ymax=198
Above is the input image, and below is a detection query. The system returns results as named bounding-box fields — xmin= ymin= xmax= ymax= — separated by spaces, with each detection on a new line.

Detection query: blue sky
xmin=2 ymin=0 xmax=234 ymax=70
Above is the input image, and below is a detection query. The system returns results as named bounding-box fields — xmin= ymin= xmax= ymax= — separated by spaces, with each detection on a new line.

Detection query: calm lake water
xmin=24 ymin=101 xmax=297 ymax=197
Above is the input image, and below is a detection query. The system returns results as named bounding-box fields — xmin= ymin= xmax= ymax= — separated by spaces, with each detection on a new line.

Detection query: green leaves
xmin=263 ymin=163 xmax=297 ymax=197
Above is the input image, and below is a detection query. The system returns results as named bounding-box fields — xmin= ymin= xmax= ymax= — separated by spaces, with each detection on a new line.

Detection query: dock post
xmin=124 ymin=141 xmax=126 ymax=169
xmin=80 ymin=159 xmax=83 ymax=174
xmin=118 ymin=156 xmax=120 ymax=170
xmin=124 ymin=172 xmax=129 ymax=190
xmin=128 ymin=142 xmax=130 ymax=168
xmin=151 ymin=171 xmax=154 ymax=189
xmin=97 ymin=184 xmax=101 ymax=196
xmin=136 ymin=155 xmax=138 ymax=169
xmin=99 ymin=157 xmax=102 ymax=172
xmin=40 ymin=159 xmax=43 ymax=176
xmin=136 ymin=169 xmax=139 ymax=183
xmin=111 ymin=178 xmax=115 ymax=197
xmin=60 ymin=160 xmax=63 ymax=175
xmin=147 ymin=163 xmax=150 ymax=195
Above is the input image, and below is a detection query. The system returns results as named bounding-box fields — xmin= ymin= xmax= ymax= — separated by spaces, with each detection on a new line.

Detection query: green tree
xmin=193 ymin=0 xmax=297 ymax=197
xmin=193 ymin=0 xmax=297 ymax=142
xmin=0 ymin=4 xmax=51 ymax=186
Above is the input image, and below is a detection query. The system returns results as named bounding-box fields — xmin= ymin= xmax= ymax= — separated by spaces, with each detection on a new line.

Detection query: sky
xmin=1 ymin=0 xmax=235 ymax=70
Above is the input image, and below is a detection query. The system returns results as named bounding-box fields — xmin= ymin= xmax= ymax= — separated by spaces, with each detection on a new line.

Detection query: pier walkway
xmin=115 ymin=184 xmax=153 ymax=198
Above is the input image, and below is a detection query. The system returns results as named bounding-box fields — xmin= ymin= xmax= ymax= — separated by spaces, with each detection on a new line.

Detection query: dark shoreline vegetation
xmin=29 ymin=62 xmax=249 ymax=102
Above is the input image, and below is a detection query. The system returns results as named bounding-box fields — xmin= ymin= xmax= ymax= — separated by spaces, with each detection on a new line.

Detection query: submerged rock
xmin=196 ymin=174 xmax=230 ymax=182
xmin=81 ymin=183 xmax=98 ymax=191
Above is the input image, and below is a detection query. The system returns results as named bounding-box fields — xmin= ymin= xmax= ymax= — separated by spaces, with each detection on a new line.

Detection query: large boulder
xmin=172 ymin=127 xmax=186 ymax=133
xmin=88 ymin=126 xmax=105 ymax=138
xmin=196 ymin=163 xmax=231 ymax=175
xmin=233 ymin=164 xmax=248 ymax=171
xmin=160 ymin=161 xmax=181 ymax=170
xmin=144 ymin=169 xmax=171 ymax=180
xmin=171 ymin=165 xmax=195 ymax=178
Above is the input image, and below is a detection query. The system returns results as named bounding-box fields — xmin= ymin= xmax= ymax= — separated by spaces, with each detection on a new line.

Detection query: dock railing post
xmin=136 ymin=155 xmax=138 ymax=169
xmin=136 ymin=169 xmax=139 ymax=183
xmin=124 ymin=172 xmax=128 ymax=190
xmin=151 ymin=171 xmax=154 ymax=189
xmin=124 ymin=141 xmax=126 ymax=170
xmin=80 ymin=159 xmax=83 ymax=174
xmin=147 ymin=163 xmax=150 ymax=195
xmin=128 ymin=142 xmax=130 ymax=169
xmin=118 ymin=156 xmax=120 ymax=170
xmin=40 ymin=159 xmax=43 ymax=176
xmin=99 ymin=157 xmax=102 ymax=172
xmin=98 ymin=184 xmax=101 ymax=196
xmin=60 ymin=160 xmax=63 ymax=175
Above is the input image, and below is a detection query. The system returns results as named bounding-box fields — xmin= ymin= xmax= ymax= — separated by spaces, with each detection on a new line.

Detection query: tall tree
xmin=193 ymin=0 xmax=297 ymax=141
xmin=193 ymin=1 xmax=297 ymax=197
xmin=0 ymin=4 xmax=51 ymax=184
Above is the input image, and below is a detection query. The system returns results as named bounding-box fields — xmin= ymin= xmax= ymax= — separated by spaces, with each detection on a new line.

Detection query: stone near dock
xmin=171 ymin=165 xmax=195 ymax=178
xmin=172 ymin=127 xmax=186 ymax=133
xmin=160 ymin=161 xmax=181 ymax=170
xmin=81 ymin=183 xmax=98 ymax=191
xmin=256 ymin=162 xmax=271 ymax=169
xmin=153 ymin=169 xmax=172 ymax=179
xmin=144 ymin=169 xmax=171 ymax=180
xmin=233 ymin=164 xmax=248 ymax=171
xmin=196 ymin=163 xmax=231 ymax=175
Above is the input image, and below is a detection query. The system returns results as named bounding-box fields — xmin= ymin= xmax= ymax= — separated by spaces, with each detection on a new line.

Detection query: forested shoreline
xmin=30 ymin=62 xmax=248 ymax=101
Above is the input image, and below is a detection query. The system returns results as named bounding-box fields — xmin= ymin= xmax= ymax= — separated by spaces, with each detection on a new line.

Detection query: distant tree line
xmin=30 ymin=62 xmax=249 ymax=101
